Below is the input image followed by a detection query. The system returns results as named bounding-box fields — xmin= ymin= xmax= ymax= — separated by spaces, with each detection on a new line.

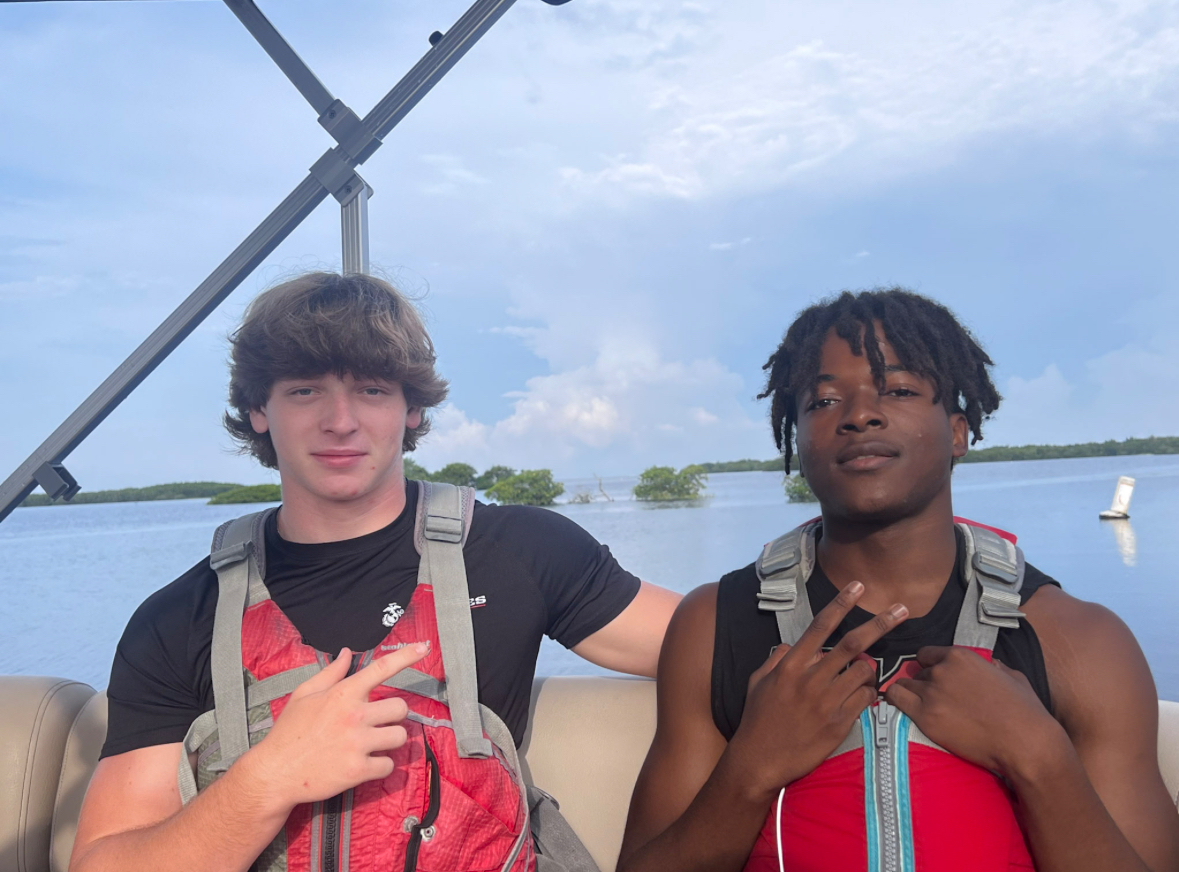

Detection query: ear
xmin=406 ymin=407 xmax=423 ymax=431
xmin=249 ymin=407 xmax=270 ymax=435
xmin=949 ymin=412 xmax=969 ymax=459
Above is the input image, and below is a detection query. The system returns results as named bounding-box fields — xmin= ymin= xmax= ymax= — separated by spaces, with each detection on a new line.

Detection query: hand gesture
xmin=728 ymin=582 xmax=908 ymax=798
xmin=245 ymin=643 xmax=429 ymax=808
xmin=884 ymin=646 xmax=1065 ymax=776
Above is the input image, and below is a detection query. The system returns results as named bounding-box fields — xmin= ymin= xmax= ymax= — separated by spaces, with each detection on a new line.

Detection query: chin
xmin=817 ymin=488 xmax=911 ymax=524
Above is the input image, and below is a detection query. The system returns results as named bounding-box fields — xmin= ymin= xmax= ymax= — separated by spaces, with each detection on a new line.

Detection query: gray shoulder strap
xmin=756 ymin=521 xmax=820 ymax=647
xmin=206 ymin=508 xmax=276 ymax=772
xmin=953 ymin=523 xmax=1026 ymax=651
xmin=414 ymin=480 xmax=491 ymax=759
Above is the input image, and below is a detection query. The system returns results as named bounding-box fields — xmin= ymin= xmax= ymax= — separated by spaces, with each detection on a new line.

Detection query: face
xmin=794 ymin=325 xmax=968 ymax=523
xmin=249 ymin=373 xmax=422 ymax=508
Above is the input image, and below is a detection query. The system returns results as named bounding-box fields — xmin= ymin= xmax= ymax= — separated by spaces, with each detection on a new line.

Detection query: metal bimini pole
xmin=0 ymin=0 xmax=533 ymax=523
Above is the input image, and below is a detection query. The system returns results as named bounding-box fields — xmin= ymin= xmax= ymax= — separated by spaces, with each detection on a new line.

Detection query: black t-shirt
xmin=102 ymin=484 xmax=640 ymax=758
xmin=711 ymin=529 xmax=1060 ymax=741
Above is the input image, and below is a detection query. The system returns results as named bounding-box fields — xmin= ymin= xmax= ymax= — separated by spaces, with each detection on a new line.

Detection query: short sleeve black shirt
xmin=102 ymin=485 xmax=640 ymax=757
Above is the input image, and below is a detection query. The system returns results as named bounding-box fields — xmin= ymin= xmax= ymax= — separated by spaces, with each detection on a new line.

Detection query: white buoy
xmin=1099 ymin=476 xmax=1135 ymax=520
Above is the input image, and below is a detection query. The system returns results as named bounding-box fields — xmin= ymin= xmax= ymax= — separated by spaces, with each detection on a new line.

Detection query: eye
xmin=886 ymin=387 xmax=919 ymax=398
xmin=361 ymin=386 xmax=387 ymax=396
xmin=805 ymin=396 xmax=837 ymax=411
xmin=290 ymin=387 xmax=315 ymax=397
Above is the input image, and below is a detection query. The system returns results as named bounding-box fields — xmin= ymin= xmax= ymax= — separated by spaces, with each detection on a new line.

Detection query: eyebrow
xmin=815 ymin=364 xmax=910 ymax=383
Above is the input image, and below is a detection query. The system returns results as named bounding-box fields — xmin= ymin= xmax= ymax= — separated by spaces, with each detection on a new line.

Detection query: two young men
xmin=72 ymin=272 xmax=1176 ymax=872
xmin=620 ymin=290 xmax=1179 ymax=871
xmin=69 ymin=272 xmax=680 ymax=872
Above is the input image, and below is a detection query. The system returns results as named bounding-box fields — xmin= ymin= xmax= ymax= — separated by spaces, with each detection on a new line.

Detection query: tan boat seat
xmin=0 ymin=676 xmax=96 ymax=872
xmin=1 ymin=674 xmax=1178 ymax=872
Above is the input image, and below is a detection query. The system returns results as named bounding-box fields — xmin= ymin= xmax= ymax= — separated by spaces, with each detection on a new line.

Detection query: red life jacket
xmin=179 ymin=483 xmax=534 ymax=872
xmin=744 ymin=519 xmax=1036 ymax=872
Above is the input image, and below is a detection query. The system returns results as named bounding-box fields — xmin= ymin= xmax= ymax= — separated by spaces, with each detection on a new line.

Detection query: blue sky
xmin=2 ymin=0 xmax=1178 ymax=489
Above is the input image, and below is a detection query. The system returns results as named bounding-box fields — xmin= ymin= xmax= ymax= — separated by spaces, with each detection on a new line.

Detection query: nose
xmin=321 ymin=388 xmax=360 ymax=435
xmin=837 ymin=386 xmax=886 ymax=434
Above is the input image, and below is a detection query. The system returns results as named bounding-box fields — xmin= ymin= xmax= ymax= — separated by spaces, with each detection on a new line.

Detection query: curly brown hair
xmin=224 ymin=272 xmax=449 ymax=468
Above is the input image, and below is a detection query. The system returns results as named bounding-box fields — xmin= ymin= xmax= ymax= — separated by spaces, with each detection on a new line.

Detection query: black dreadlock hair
xmin=759 ymin=288 xmax=1001 ymax=474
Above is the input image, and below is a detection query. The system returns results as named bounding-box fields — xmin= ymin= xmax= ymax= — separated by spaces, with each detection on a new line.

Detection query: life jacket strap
xmin=413 ymin=480 xmax=492 ymax=760
xmin=952 ymin=523 xmax=1026 ymax=651
xmin=755 ymin=521 xmax=820 ymax=647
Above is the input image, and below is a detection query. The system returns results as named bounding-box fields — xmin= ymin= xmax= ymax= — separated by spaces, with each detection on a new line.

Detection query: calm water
xmin=2 ymin=455 xmax=1178 ymax=699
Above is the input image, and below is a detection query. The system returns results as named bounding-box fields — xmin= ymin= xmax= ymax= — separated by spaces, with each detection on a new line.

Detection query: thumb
xmin=290 ymin=647 xmax=351 ymax=699
xmin=993 ymin=657 xmax=1033 ymax=689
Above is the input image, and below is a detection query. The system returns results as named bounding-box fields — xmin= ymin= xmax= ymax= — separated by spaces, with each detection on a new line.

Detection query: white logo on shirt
xmin=470 ymin=595 xmax=487 ymax=608
xmin=382 ymin=602 xmax=405 ymax=628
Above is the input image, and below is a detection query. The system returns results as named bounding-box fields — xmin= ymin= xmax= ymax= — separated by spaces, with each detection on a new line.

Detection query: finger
xmin=749 ymin=643 xmax=793 ymax=689
xmin=831 ymin=657 xmax=878 ymax=700
xmin=993 ymin=658 xmax=1034 ymax=689
xmin=819 ymin=604 xmax=909 ymax=677
xmin=364 ymin=695 xmax=410 ymax=726
xmin=347 ymin=644 xmax=430 ymax=696
xmin=789 ymin=581 xmax=866 ymax=662
xmin=364 ymin=724 xmax=410 ymax=755
xmin=884 ymin=679 xmax=924 ymax=717
xmin=363 ymin=753 xmax=396 ymax=783
xmin=290 ymin=647 xmax=352 ymax=699
xmin=915 ymin=646 xmax=953 ymax=668
xmin=839 ymin=683 xmax=878 ymax=719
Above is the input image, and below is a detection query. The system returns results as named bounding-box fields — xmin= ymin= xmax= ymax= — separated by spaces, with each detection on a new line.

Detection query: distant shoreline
xmin=18 ymin=435 xmax=1177 ymax=508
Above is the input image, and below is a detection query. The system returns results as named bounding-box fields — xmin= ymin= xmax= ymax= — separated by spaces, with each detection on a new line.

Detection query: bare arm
xmin=617 ymin=585 xmax=768 ymax=872
xmin=572 ymin=581 xmax=682 ymax=677
xmin=70 ymin=644 xmax=428 ymax=872
xmin=619 ymin=581 xmax=905 ymax=872
xmin=70 ymin=743 xmax=289 ymax=872
xmin=886 ymin=586 xmax=1179 ymax=872
xmin=1022 ymin=587 xmax=1179 ymax=872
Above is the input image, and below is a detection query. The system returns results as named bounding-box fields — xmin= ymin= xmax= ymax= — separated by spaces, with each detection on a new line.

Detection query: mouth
xmin=836 ymin=441 xmax=899 ymax=471
xmin=312 ymin=450 xmax=366 ymax=468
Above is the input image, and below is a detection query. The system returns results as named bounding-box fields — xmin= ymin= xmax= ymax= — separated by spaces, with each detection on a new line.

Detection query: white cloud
xmin=413 ymin=343 xmax=766 ymax=475
xmin=544 ymin=0 xmax=1179 ymax=204
xmin=419 ymin=154 xmax=490 ymax=196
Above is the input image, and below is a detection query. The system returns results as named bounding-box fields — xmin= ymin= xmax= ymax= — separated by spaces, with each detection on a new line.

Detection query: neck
xmin=816 ymin=493 xmax=958 ymax=617
xmin=276 ymin=478 xmax=410 ymax=544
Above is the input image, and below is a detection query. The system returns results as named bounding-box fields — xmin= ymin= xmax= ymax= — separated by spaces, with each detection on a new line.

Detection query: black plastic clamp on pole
xmin=34 ymin=462 xmax=80 ymax=503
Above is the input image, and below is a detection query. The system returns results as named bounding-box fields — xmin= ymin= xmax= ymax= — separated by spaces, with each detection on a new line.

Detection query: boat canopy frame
xmin=0 ymin=0 xmax=569 ymax=523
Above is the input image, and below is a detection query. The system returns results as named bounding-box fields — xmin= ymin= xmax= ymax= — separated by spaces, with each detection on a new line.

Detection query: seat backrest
xmin=1157 ymin=700 xmax=1179 ymax=806
xmin=5 ymin=676 xmax=1177 ymax=872
xmin=519 ymin=676 xmax=657 ymax=872
xmin=50 ymin=692 xmax=107 ymax=872
xmin=0 ymin=676 xmax=95 ymax=872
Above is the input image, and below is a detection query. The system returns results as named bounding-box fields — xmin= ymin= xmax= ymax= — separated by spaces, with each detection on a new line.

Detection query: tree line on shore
xmin=17 ymin=435 xmax=1175 ymax=508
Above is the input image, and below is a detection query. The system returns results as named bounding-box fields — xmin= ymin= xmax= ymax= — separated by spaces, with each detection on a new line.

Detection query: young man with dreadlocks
xmin=618 ymin=289 xmax=1179 ymax=872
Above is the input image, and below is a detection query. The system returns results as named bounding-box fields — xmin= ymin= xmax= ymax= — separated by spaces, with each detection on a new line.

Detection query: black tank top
xmin=711 ymin=528 xmax=1060 ymax=741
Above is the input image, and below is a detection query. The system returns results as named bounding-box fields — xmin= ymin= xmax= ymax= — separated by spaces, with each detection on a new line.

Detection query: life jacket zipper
xmin=867 ymin=702 xmax=914 ymax=872
xmin=321 ymin=651 xmax=366 ymax=872
xmin=403 ymin=738 xmax=441 ymax=872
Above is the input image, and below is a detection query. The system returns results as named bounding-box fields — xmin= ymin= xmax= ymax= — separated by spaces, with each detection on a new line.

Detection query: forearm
xmin=1010 ymin=735 xmax=1152 ymax=872
xmin=620 ymin=748 xmax=775 ymax=872
xmin=71 ymin=751 xmax=291 ymax=872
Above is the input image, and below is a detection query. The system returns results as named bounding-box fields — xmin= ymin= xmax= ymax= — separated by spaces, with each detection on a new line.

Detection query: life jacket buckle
xmin=423 ymin=513 xmax=463 ymax=543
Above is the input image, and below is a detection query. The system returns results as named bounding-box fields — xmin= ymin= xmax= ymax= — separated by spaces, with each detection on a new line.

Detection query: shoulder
xmin=1021 ymin=581 xmax=1155 ymax=739
xmin=467 ymin=501 xmax=608 ymax=573
xmin=659 ymin=584 xmax=720 ymax=696
xmin=470 ymin=501 xmax=592 ymax=541
xmin=116 ymin=557 xmax=218 ymax=671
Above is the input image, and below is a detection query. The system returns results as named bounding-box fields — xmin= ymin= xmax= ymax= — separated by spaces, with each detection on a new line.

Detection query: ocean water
xmin=2 ymin=455 xmax=1177 ymax=699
